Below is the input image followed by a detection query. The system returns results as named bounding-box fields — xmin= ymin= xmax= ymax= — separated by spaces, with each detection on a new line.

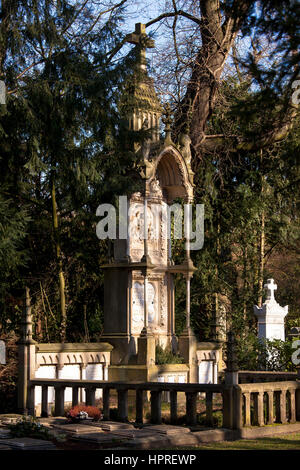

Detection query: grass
xmin=165 ymin=433 xmax=300 ymax=450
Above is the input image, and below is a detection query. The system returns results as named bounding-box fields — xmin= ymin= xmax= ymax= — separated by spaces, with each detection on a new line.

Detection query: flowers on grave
xmin=66 ymin=405 xmax=102 ymax=422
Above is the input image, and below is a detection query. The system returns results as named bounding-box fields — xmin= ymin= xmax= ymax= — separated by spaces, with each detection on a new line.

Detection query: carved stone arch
xmin=67 ymin=355 xmax=71 ymax=364
xmin=90 ymin=354 xmax=94 ymax=362
xmin=79 ymin=355 xmax=83 ymax=364
xmin=42 ymin=355 xmax=47 ymax=364
xmin=101 ymin=354 xmax=107 ymax=365
xmin=49 ymin=355 xmax=53 ymax=364
xmin=150 ymin=146 xmax=193 ymax=202
xmin=73 ymin=354 xmax=77 ymax=363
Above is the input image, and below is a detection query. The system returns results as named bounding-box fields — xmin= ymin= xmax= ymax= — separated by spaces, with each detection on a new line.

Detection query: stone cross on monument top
xmin=125 ymin=23 xmax=155 ymax=70
xmin=264 ymin=278 xmax=277 ymax=301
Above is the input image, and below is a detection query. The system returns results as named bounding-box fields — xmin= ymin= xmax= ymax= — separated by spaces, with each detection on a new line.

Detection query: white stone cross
xmin=264 ymin=278 xmax=277 ymax=301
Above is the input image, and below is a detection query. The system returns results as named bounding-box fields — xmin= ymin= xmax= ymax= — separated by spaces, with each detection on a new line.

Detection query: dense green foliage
xmin=155 ymin=344 xmax=185 ymax=365
xmin=0 ymin=1 xmax=299 ymax=356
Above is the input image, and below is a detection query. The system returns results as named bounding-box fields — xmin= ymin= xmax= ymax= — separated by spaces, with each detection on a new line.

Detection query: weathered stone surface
xmin=0 ymin=429 xmax=11 ymax=439
xmin=125 ymin=435 xmax=170 ymax=449
xmin=193 ymin=428 xmax=236 ymax=443
xmin=0 ymin=445 xmax=11 ymax=451
xmin=143 ymin=424 xmax=191 ymax=435
xmin=0 ymin=438 xmax=56 ymax=450
xmin=52 ymin=423 xmax=105 ymax=434
xmin=0 ymin=415 xmax=22 ymax=425
xmin=71 ymin=433 xmax=130 ymax=444
xmin=110 ymin=429 xmax=157 ymax=439
xmin=167 ymin=433 xmax=199 ymax=446
xmin=99 ymin=421 xmax=134 ymax=431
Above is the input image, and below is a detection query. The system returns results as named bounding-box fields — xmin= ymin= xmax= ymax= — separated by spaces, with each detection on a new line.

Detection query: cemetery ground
xmin=1 ymin=394 xmax=300 ymax=451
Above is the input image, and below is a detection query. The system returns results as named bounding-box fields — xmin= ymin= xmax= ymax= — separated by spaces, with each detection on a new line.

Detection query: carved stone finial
xmin=125 ymin=23 xmax=155 ymax=71
xmin=162 ymin=102 xmax=173 ymax=145
xmin=20 ymin=287 xmax=36 ymax=344
xmin=264 ymin=278 xmax=277 ymax=301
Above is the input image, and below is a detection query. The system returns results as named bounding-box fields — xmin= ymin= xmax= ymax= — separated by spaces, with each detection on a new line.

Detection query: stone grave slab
xmin=109 ymin=429 xmax=158 ymax=440
xmin=71 ymin=432 xmax=130 ymax=445
xmin=99 ymin=421 xmax=135 ymax=431
xmin=0 ymin=437 xmax=56 ymax=450
xmin=125 ymin=435 xmax=170 ymax=449
xmin=0 ymin=415 xmax=22 ymax=425
xmin=0 ymin=429 xmax=11 ymax=439
xmin=143 ymin=425 xmax=191 ymax=435
xmin=52 ymin=423 xmax=105 ymax=434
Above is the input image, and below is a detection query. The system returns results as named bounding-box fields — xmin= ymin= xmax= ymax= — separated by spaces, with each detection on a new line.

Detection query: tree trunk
xmin=258 ymin=149 xmax=265 ymax=307
xmin=51 ymin=176 xmax=67 ymax=342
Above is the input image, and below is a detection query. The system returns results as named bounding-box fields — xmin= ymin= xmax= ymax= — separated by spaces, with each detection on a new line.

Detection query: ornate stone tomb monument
xmin=100 ymin=23 xmax=222 ymax=384
xmin=254 ymin=279 xmax=288 ymax=341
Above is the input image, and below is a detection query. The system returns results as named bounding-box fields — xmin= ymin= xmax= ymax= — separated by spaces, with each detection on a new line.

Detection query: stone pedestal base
xmin=178 ymin=330 xmax=197 ymax=383
xmin=137 ymin=335 xmax=156 ymax=366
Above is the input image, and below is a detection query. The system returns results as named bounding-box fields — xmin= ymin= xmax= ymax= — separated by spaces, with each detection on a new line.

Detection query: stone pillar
xmin=103 ymin=387 xmax=110 ymax=420
xmin=72 ymin=387 xmax=79 ymax=408
xmin=117 ymin=389 xmax=129 ymax=422
xmin=41 ymin=386 xmax=49 ymax=418
xmin=244 ymin=392 xmax=251 ymax=426
xmin=290 ymin=389 xmax=296 ymax=423
xmin=185 ymin=274 xmax=191 ymax=331
xmin=185 ymin=391 xmax=197 ymax=426
xmin=205 ymin=391 xmax=213 ymax=426
xmin=17 ymin=288 xmax=37 ymax=414
xmin=85 ymin=387 xmax=96 ymax=407
xmin=150 ymin=390 xmax=162 ymax=424
xmin=266 ymin=391 xmax=274 ymax=425
xmin=137 ymin=334 xmax=155 ymax=365
xmin=143 ymin=274 xmax=149 ymax=332
xmin=136 ymin=389 xmax=144 ymax=424
xmin=170 ymin=390 xmax=177 ymax=424
xmin=54 ymin=386 xmax=65 ymax=417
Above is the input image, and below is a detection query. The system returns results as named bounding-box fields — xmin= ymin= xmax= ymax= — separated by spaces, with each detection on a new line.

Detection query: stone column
xmin=17 ymin=288 xmax=37 ymax=414
xmin=103 ymin=387 xmax=110 ymax=420
xmin=41 ymin=386 xmax=49 ymax=418
xmin=170 ymin=390 xmax=177 ymax=424
xmin=150 ymin=390 xmax=162 ymax=424
xmin=117 ymin=389 xmax=129 ymax=422
xmin=138 ymin=198 xmax=156 ymax=364
xmin=185 ymin=391 xmax=197 ymax=426
xmin=143 ymin=273 xmax=149 ymax=332
xmin=266 ymin=391 xmax=274 ymax=425
xmin=135 ymin=389 xmax=144 ymax=424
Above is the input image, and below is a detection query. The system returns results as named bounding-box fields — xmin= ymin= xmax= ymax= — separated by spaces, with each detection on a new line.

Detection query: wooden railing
xmin=28 ymin=379 xmax=233 ymax=428
xmin=237 ymin=381 xmax=300 ymax=427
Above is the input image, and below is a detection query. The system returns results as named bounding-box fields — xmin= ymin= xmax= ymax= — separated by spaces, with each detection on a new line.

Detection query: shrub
xmin=67 ymin=405 xmax=102 ymax=422
xmin=155 ymin=345 xmax=185 ymax=365
xmin=236 ymin=332 xmax=299 ymax=371
xmin=8 ymin=416 xmax=50 ymax=440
